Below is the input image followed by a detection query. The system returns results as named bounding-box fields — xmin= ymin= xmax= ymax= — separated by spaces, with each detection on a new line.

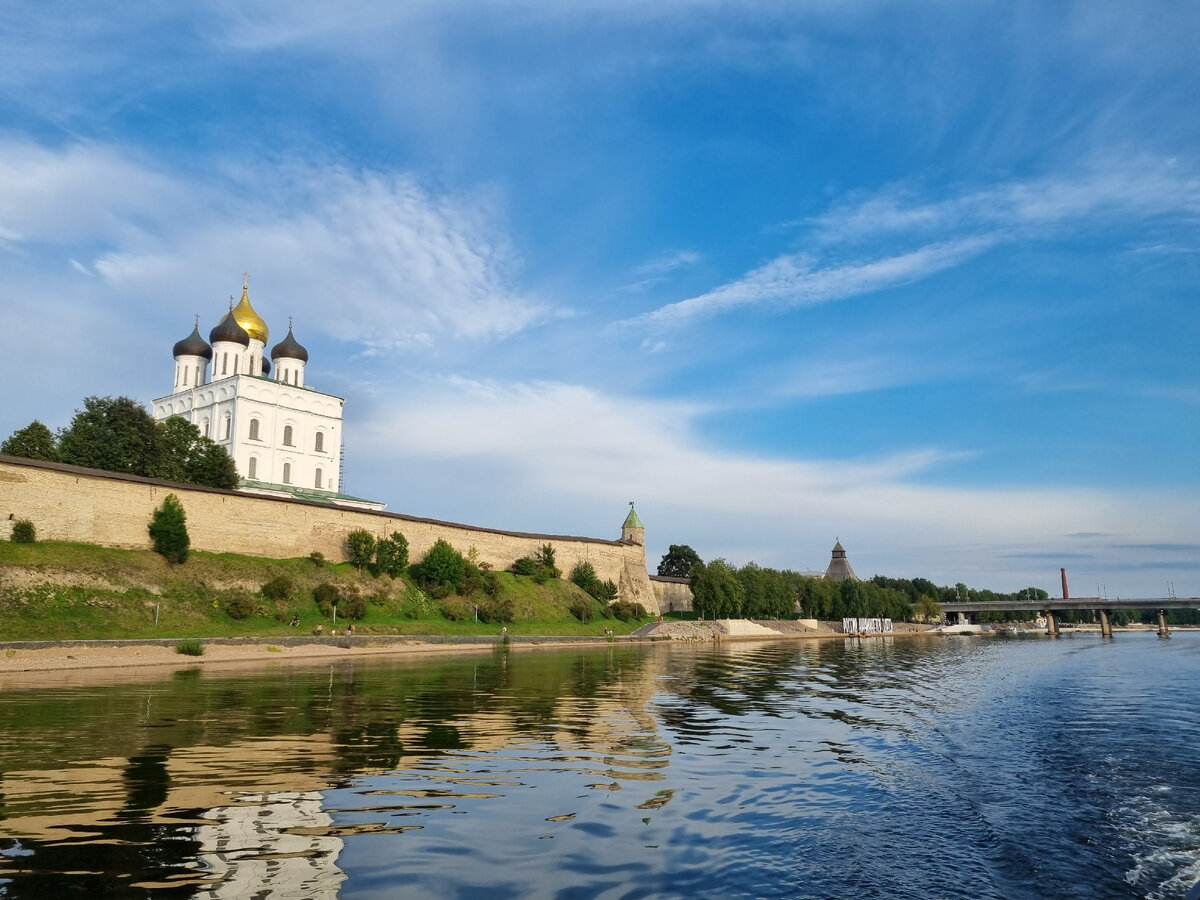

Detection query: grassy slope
xmin=0 ymin=540 xmax=644 ymax=641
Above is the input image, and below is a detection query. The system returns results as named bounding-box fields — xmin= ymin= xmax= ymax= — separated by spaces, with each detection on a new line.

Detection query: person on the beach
xmin=315 ymin=624 xmax=324 ymax=636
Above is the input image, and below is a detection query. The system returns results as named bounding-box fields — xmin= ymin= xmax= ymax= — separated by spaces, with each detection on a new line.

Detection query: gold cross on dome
xmin=194 ymin=313 xmax=200 ymax=327
xmin=242 ymin=271 xmax=251 ymax=287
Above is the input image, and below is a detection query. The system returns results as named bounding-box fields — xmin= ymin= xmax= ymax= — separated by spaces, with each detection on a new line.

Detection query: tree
xmin=658 ymin=544 xmax=702 ymax=578
xmin=373 ymin=532 xmax=409 ymax=578
xmin=1 ymin=420 xmax=59 ymax=461
xmin=915 ymin=594 xmax=942 ymax=622
xmin=183 ymin=434 xmax=240 ymax=489
xmin=59 ymin=396 xmax=159 ymax=475
xmin=148 ymin=493 xmax=189 ymax=563
xmin=413 ymin=539 xmax=466 ymax=595
xmin=690 ymin=558 xmax=745 ymax=619
xmin=346 ymin=530 xmax=376 ymax=570
xmin=11 ymin=519 xmax=36 ymax=543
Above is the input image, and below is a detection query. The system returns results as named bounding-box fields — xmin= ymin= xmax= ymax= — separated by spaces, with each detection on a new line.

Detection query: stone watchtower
xmin=621 ymin=503 xmax=644 ymax=545
xmin=617 ymin=503 xmax=658 ymax=614
xmin=824 ymin=539 xmax=859 ymax=582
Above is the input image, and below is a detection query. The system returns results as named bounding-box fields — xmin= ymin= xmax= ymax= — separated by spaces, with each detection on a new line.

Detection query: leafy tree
xmin=261 ymin=575 xmax=295 ymax=600
xmin=11 ymin=519 xmax=36 ymax=543
xmin=373 ymin=532 xmax=409 ymax=577
xmin=690 ymin=558 xmax=744 ymax=619
xmin=59 ymin=396 xmax=160 ymax=475
xmin=183 ymin=433 xmax=240 ymax=489
xmin=346 ymin=529 xmax=376 ymax=570
xmin=658 ymin=544 xmax=702 ymax=578
xmin=148 ymin=493 xmax=189 ymax=563
xmin=1 ymin=421 xmax=59 ymax=461
xmin=413 ymin=539 xmax=466 ymax=595
xmin=313 ymin=582 xmax=341 ymax=617
xmin=915 ymin=594 xmax=942 ymax=622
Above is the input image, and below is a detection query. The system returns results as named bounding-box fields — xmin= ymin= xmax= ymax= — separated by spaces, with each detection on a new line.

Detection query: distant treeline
xmin=684 ymin=553 xmax=1199 ymax=625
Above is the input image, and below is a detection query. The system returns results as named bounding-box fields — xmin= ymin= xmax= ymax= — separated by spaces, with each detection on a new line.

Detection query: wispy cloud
xmin=631 ymin=236 xmax=995 ymax=326
xmin=0 ymin=141 xmax=547 ymax=348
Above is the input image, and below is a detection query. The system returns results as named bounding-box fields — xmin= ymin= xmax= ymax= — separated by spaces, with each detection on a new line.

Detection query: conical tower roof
xmin=623 ymin=506 xmax=644 ymax=529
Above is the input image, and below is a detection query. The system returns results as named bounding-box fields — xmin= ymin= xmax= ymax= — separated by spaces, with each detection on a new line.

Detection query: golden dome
xmin=231 ymin=283 xmax=269 ymax=344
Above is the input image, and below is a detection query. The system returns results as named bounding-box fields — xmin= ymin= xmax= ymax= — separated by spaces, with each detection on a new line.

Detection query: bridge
xmin=938 ymin=596 xmax=1199 ymax=638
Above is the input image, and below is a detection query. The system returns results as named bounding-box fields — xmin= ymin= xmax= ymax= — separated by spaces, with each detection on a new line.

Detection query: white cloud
xmin=810 ymin=157 xmax=1200 ymax=245
xmin=352 ymin=375 xmax=1200 ymax=594
xmin=0 ymin=141 xmax=547 ymax=349
xmin=633 ymin=236 xmax=995 ymax=326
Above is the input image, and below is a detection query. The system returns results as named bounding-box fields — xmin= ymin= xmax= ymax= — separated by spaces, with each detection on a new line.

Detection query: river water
xmin=0 ymin=633 xmax=1196 ymax=899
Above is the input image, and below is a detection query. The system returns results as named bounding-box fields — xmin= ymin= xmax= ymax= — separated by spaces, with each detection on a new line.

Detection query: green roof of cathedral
xmin=622 ymin=507 xmax=644 ymax=529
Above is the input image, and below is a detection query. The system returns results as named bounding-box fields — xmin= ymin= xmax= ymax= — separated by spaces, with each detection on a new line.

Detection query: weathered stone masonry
xmin=0 ymin=455 xmax=659 ymax=613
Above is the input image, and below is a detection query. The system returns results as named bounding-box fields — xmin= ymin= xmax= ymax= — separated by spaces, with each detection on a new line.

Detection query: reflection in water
xmin=0 ymin=637 xmax=1195 ymax=899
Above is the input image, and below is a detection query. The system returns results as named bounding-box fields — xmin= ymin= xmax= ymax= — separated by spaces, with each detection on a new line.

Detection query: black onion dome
xmin=210 ymin=310 xmax=250 ymax=347
xmin=260 ymin=356 xmax=271 ymax=376
xmin=270 ymin=327 xmax=309 ymax=363
xmin=172 ymin=325 xmax=212 ymax=360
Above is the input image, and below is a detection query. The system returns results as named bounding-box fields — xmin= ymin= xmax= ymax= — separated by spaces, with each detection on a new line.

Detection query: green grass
xmin=0 ymin=539 xmax=650 ymax=641
xmin=174 ymin=639 xmax=205 ymax=656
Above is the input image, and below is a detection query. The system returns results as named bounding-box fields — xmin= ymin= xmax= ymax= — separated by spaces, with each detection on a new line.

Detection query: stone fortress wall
xmin=0 ymin=456 xmax=660 ymax=614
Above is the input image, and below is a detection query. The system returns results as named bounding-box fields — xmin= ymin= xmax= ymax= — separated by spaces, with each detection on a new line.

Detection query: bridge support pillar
xmin=1098 ymin=609 xmax=1113 ymax=638
xmin=1158 ymin=609 xmax=1170 ymax=638
xmin=1045 ymin=611 xmax=1059 ymax=636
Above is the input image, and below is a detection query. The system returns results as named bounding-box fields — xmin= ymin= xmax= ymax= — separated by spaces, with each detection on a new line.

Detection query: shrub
xmin=569 ymin=596 xmax=595 ymax=624
xmin=10 ymin=519 xmax=35 ymax=543
xmin=438 ymin=594 xmax=475 ymax=621
xmin=309 ymin=551 xmax=326 ymax=568
xmin=149 ymin=493 xmax=189 ymax=563
xmin=346 ymin=530 xmax=376 ymax=570
xmin=534 ymin=544 xmax=561 ymax=578
xmin=223 ymin=592 xmax=257 ymax=620
xmin=175 ymin=639 xmax=204 ymax=656
xmin=261 ymin=575 xmax=295 ymax=601
xmin=341 ymin=594 xmax=368 ymax=620
xmin=477 ymin=594 xmax=515 ymax=624
xmin=610 ymin=600 xmax=648 ymax=622
xmin=510 ymin=557 xmax=537 ymax=576
xmin=313 ymin=582 xmax=341 ymax=618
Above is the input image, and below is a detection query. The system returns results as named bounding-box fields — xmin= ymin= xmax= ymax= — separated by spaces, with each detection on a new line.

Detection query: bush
xmin=534 ymin=544 xmax=561 ymax=578
xmin=346 ymin=530 xmax=376 ymax=570
xmin=223 ymin=592 xmax=257 ymax=620
xmin=510 ymin=557 xmax=537 ymax=576
xmin=149 ymin=493 xmax=189 ymax=563
xmin=175 ymin=639 xmax=204 ymax=656
xmin=569 ymin=596 xmax=596 ymax=624
xmin=341 ymin=594 xmax=368 ymax=620
xmin=309 ymin=551 xmax=326 ymax=568
xmin=477 ymin=594 xmax=515 ymax=624
xmin=10 ymin=519 xmax=35 ymax=543
xmin=609 ymin=600 xmax=648 ymax=622
xmin=313 ymin=582 xmax=341 ymax=618
xmin=438 ymin=594 xmax=475 ymax=621
xmin=261 ymin=575 xmax=295 ymax=601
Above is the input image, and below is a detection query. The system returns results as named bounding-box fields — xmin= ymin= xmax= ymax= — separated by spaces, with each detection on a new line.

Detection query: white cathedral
xmin=152 ymin=280 xmax=383 ymax=509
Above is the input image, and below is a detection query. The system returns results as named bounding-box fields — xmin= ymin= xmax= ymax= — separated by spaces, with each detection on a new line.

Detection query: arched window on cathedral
xmin=222 ymin=414 xmax=231 ymax=440
xmin=248 ymin=457 xmax=257 ymax=479
xmin=221 ymin=353 xmax=228 ymax=376
xmin=201 ymin=417 xmax=210 ymax=438
xmin=283 ymin=425 xmax=294 ymax=446
xmin=314 ymin=431 xmax=324 ymax=452
xmin=282 ymin=462 xmax=292 ymax=484
xmin=249 ymin=419 xmax=260 ymax=441
xmin=315 ymin=468 xmax=323 ymax=489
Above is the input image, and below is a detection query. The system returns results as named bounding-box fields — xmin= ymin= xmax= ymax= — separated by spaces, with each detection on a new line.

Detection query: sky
xmin=1 ymin=1 xmax=1198 ymax=599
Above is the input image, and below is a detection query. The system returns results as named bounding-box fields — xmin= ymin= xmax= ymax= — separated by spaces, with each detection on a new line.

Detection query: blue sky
xmin=1 ymin=1 xmax=1197 ymax=597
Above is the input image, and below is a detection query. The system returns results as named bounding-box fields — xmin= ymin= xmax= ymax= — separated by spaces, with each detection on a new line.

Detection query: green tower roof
xmin=622 ymin=507 xmax=644 ymax=529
